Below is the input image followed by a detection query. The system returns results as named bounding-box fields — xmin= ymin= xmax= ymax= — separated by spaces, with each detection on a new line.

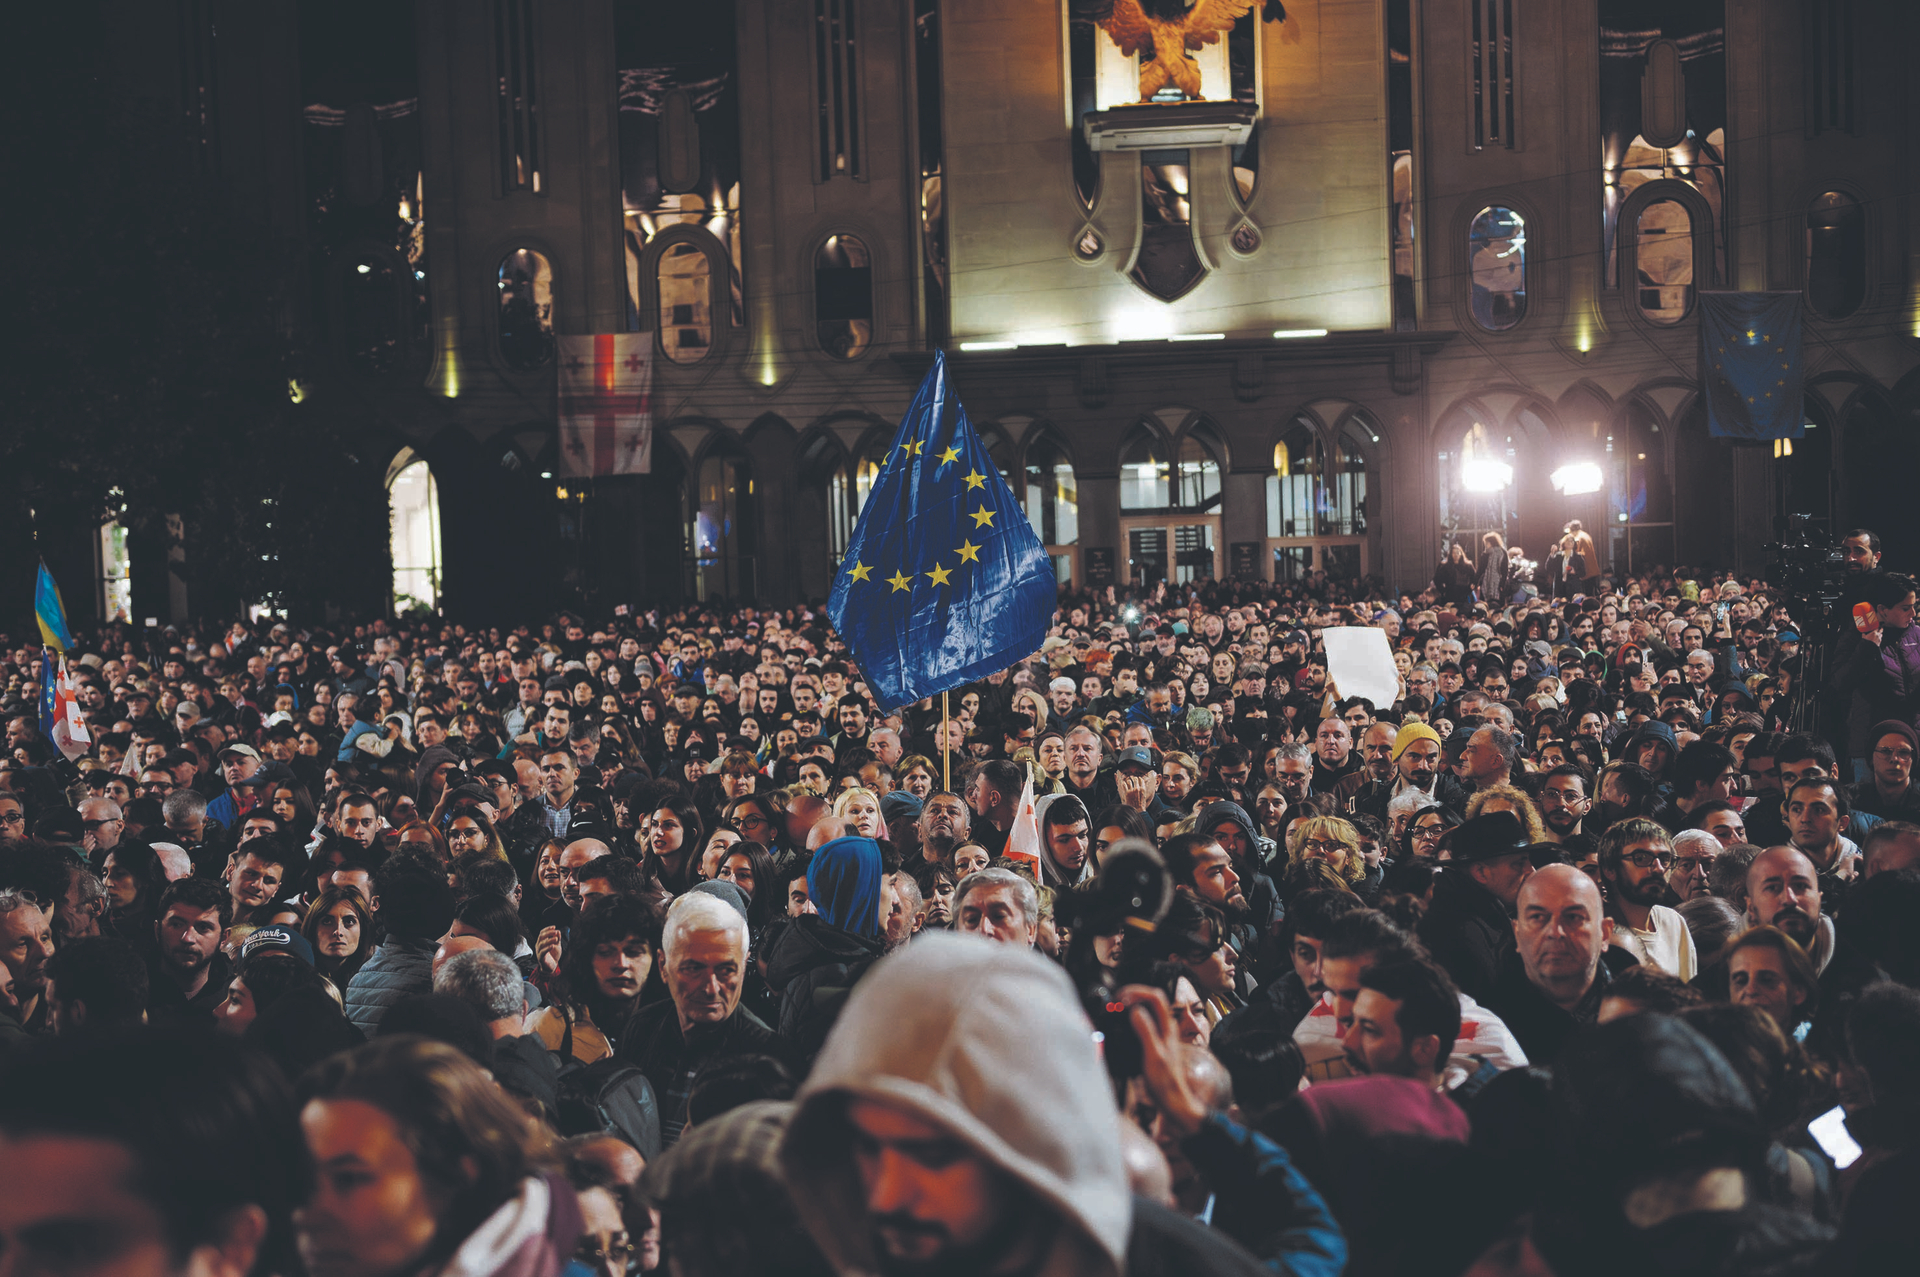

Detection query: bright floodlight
xmin=1460 ymin=459 xmax=1514 ymax=492
xmin=1551 ymin=462 xmax=1603 ymax=495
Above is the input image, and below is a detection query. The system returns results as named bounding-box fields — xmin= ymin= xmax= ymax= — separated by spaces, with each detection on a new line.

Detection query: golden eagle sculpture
xmin=1099 ymin=0 xmax=1260 ymax=102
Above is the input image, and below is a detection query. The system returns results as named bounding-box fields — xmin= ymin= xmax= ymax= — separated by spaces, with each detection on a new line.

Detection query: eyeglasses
xmin=0 ymin=810 xmax=25 ymax=825
xmin=575 ymin=1236 xmax=635 ymax=1266
xmin=1621 ymin=850 xmax=1675 ymax=869
xmin=1300 ymin=839 xmax=1350 ymax=856
xmin=1874 ymin=748 xmax=1915 ymax=763
xmin=1411 ymin=825 xmax=1447 ymax=842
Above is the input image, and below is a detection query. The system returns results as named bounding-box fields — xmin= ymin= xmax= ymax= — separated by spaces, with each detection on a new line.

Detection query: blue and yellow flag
xmin=828 ymin=351 xmax=1055 ymax=710
xmin=1700 ymin=292 xmax=1804 ymax=441
xmin=34 ymin=562 xmax=73 ymax=654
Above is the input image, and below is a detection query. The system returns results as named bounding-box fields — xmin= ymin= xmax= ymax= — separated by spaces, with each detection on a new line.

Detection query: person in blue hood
xmin=1619 ymin=719 xmax=1678 ymax=786
xmin=765 ymin=836 xmax=889 ymax=1067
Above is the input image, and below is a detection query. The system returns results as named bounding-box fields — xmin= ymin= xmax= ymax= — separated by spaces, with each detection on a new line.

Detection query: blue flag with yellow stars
xmin=828 ymin=351 xmax=1055 ymax=710
xmin=1700 ymin=292 xmax=1804 ymax=441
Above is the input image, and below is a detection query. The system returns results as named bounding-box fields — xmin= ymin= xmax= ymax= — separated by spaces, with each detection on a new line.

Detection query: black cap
xmin=1447 ymin=811 xmax=1531 ymax=864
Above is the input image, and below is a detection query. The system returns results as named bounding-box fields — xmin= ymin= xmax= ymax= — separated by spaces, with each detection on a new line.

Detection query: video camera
xmin=1763 ymin=514 xmax=1849 ymax=638
xmin=1055 ymin=839 xmax=1173 ymax=1083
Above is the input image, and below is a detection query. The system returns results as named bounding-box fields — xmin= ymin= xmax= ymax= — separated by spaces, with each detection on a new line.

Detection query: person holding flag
xmin=33 ymin=563 xmax=91 ymax=763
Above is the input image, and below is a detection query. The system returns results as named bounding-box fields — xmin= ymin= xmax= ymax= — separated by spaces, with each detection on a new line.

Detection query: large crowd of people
xmin=2 ymin=528 xmax=1917 ymax=1276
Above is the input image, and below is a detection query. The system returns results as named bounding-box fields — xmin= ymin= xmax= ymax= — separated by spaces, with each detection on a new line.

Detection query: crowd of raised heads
xmin=1 ymin=529 xmax=1917 ymax=1276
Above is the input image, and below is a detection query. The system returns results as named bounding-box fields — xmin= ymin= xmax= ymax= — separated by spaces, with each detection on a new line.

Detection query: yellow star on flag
xmin=1746 ymin=329 xmax=1756 ymax=339
xmin=937 ymin=446 xmax=960 ymax=466
xmin=963 ymin=470 xmax=986 ymax=490
xmin=956 ymin=540 xmax=981 ymax=563
xmin=970 ymin=506 xmax=996 ymax=528
xmin=848 ymin=562 xmax=872 ymax=582
xmin=887 ymin=570 xmax=913 ymax=593
xmin=907 ymin=440 xmax=924 ymax=456
xmin=925 ymin=563 xmax=953 ymax=586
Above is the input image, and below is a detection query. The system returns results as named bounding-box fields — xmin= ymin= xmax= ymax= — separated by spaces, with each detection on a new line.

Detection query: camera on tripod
xmin=1763 ymin=513 xmax=1849 ymax=638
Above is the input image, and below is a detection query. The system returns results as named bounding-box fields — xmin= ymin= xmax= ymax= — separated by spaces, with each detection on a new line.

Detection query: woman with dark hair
xmin=1402 ymin=803 xmax=1460 ymax=864
xmin=711 ymin=838 xmax=781 ymax=937
xmin=723 ymin=793 xmax=791 ymax=867
xmin=520 ymin=837 xmax=570 ymax=935
xmin=304 ymin=886 xmax=376 ymax=988
xmin=295 ymin=1036 xmax=572 ymax=1277
xmin=101 ymin=840 xmax=167 ymax=942
xmin=527 ymin=893 xmax=665 ymax=1064
xmin=442 ymin=808 xmax=508 ymax=863
xmin=1434 ymin=540 xmax=1475 ymax=612
xmin=268 ymin=780 xmax=320 ymax=842
xmin=642 ymin=795 xmax=704 ymax=894
xmin=908 ymin=859 xmax=958 ymax=931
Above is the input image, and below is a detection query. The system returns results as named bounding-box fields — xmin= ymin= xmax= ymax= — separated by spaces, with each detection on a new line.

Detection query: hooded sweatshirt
xmin=782 ymin=933 xmax=1133 ymax=1277
xmin=807 ymin=836 xmax=883 ymax=939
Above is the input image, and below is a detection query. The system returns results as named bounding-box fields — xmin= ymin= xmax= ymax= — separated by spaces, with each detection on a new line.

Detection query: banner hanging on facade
xmin=557 ymin=334 xmax=653 ymax=476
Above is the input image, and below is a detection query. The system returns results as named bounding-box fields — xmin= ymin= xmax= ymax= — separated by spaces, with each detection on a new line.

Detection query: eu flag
xmin=1700 ymin=292 xmax=1804 ymax=441
xmin=828 ymin=351 xmax=1056 ymax=710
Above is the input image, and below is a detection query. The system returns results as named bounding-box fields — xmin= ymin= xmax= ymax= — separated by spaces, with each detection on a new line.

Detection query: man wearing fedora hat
xmin=1416 ymin=811 xmax=1536 ymax=1005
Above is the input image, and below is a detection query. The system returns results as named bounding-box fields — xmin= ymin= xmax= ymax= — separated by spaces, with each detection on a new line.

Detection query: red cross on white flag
xmin=557 ymin=334 xmax=653 ymax=476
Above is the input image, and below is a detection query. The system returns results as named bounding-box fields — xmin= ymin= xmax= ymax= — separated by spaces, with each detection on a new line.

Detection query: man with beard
xmin=1597 ymin=819 xmax=1696 ymax=980
xmin=1196 ymin=801 xmax=1283 ymax=977
xmin=914 ymin=791 xmax=971 ymax=868
xmin=1344 ymin=723 xmax=1401 ymax=818
xmin=1162 ymin=833 xmax=1254 ymax=996
xmin=1062 ymin=725 xmax=1115 ymax=808
xmin=1416 ymin=812 xmax=1533 ymax=1005
xmin=1488 ymin=865 xmax=1618 ymax=1062
xmin=1534 ymin=764 xmax=1594 ymax=850
xmin=779 ymin=934 xmax=1340 ymax=1277
xmin=145 ymin=878 xmax=233 ymax=1026
xmin=1743 ymin=844 xmax=1885 ymax=1056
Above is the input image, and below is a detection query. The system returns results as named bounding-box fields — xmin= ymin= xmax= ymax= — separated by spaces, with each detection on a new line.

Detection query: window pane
xmin=1128 ymin=527 xmax=1167 ymax=585
xmin=1177 ymin=433 xmax=1221 ymax=509
xmin=1634 ymin=199 xmax=1693 ymax=323
xmin=1807 ymin=191 xmax=1865 ymax=319
xmin=1024 ymin=438 xmax=1078 ymax=546
xmin=497 ymin=249 xmax=554 ymax=369
xmin=691 ymin=452 xmax=755 ymax=600
xmin=389 ymin=458 xmax=442 ymax=613
xmin=1120 ymin=430 xmax=1168 ymax=510
xmin=1269 ymin=424 xmax=1320 ymax=538
xmin=1328 ymin=425 xmax=1371 ymax=536
xmin=1469 ymin=205 xmax=1527 ymax=330
xmin=816 ymin=234 xmax=873 ymax=359
xmin=658 ymin=242 xmax=712 ymax=363
xmin=1273 ymin=545 xmax=1313 ymax=583
xmin=1173 ymin=524 xmax=1215 ymax=583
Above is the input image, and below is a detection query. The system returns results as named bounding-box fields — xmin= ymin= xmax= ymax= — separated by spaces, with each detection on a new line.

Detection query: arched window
xmin=816 ymin=235 xmax=873 ymax=359
xmin=977 ymin=423 xmax=1015 ymax=488
xmin=387 ymin=449 xmax=442 ymax=614
xmin=1438 ymin=418 xmax=1516 ymax=551
xmin=497 ymin=249 xmax=554 ymax=370
xmin=852 ymin=431 xmax=890 ymax=515
xmin=1807 ymin=191 xmax=1865 ymax=319
xmin=340 ymin=253 xmax=404 ymax=375
xmin=1607 ymin=402 xmax=1675 ymax=573
xmin=689 ymin=440 xmax=755 ymax=600
xmin=1023 ymin=433 xmax=1078 ymax=547
xmin=657 ymin=241 xmax=712 ymax=363
xmin=1468 ymin=206 xmax=1527 ymax=331
xmin=1176 ymin=428 xmax=1223 ymax=509
xmin=1634 ymin=199 xmax=1694 ymax=323
xmin=1268 ymin=420 xmax=1322 ymax=538
xmin=1119 ymin=427 xmax=1170 ymax=511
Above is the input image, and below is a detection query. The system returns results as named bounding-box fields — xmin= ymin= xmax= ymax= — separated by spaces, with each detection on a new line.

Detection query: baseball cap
xmin=241 ymin=926 xmax=316 ymax=967
xmin=1115 ymin=745 xmax=1155 ymax=771
xmin=218 ymin=744 xmax=262 ymax=762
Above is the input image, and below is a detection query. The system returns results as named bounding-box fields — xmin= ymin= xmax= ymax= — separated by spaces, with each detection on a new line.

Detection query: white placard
xmin=1320 ymin=626 xmax=1401 ymax=710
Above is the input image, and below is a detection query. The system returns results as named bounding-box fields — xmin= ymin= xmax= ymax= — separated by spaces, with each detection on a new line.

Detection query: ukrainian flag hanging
xmin=1700 ymin=292 xmax=1805 ymax=441
xmin=827 ymin=351 xmax=1056 ymax=710
xmin=35 ymin=562 xmax=73 ymax=654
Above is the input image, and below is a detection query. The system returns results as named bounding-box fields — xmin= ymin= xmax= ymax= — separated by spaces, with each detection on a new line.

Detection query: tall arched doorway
xmin=386 ymin=448 xmax=442 ymax=615
xmin=688 ymin=437 xmax=756 ymax=601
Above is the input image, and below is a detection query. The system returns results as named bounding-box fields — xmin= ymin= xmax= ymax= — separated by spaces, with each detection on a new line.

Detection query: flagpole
xmin=941 ymin=690 xmax=951 ymax=792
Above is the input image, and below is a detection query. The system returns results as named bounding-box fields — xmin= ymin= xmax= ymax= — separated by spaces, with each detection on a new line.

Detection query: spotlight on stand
xmin=1460 ymin=459 xmax=1514 ymax=492
xmin=1550 ymin=461 xmax=1603 ymax=496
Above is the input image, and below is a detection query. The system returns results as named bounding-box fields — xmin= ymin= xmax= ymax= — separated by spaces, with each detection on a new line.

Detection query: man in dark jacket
xmin=765 ymin=836 xmax=888 ymax=1067
xmin=1486 ymin=864 xmax=1627 ymax=1062
xmin=780 ymin=933 xmax=1346 ymax=1277
xmin=344 ymin=869 xmax=456 ymax=1036
xmin=621 ymin=890 xmax=782 ymax=1147
xmin=1416 ymin=812 xmax=1533 ymax=1005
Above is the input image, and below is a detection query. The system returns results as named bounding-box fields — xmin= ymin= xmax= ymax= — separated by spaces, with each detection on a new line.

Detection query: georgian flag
xmin=38 ymin=652 xmax=92 ymax=761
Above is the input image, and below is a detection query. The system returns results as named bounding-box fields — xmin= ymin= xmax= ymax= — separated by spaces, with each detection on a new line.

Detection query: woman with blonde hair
xmin=1464 ymin=783 xmax=1548 ymax=843
xmin=832 ymin=785 xmax=884 ymax=838
xmin=294 ymin=1036 xmax=574 ymax=1277
xmin=1285 ymin=814 xmax=1368 ymax=889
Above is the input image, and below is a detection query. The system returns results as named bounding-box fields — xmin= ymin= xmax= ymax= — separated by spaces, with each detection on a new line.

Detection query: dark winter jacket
xmin=1417 ymin=867 xmax=1515 ymax=1006
xmin=343 ymin=935 xmax=436 ymax=1036
xmin=766 ymin=914 xmax=886 ymax=1067
xmin=617 ymin=999 xmax=781 ymax=1147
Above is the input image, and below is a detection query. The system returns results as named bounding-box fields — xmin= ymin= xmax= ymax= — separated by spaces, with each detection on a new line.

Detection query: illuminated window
xmin=98 ymin=522 xmax=132 ymax=624
xmin=1120 ymin=428 xmax=1170 ymax=511
xmin=494 ymin=0 xmax=541 ymax=193
xmin=1268 ymin=421 xmax=1321 ymax=538
xmin=816 ymin=234 xmax=873 ymax=359
xmin=387 ymin=450 xmax=442 ymax=614
xmin=1023 ymin=433 xmax=1079 ymax=546
xmin=1132 ymin=154 xmax=1204 ymax=302
xmin=1806 ymin=191 xmax=1865 ymax=319
xmin=1634 ymin=199 xmax=1694 ymax=323
xmin=657 ymin=242 xmax=712 ymax=363
xmin=1469 ymin=0 xmax=1517 ymax=150
xmin=1468 ymin=206 xmax=1526 ymax=330
xmin=1176 ymin=429 xmax=1223 ymax=509
xmin=689 ymin=444 xmax=755 ymax=601
xmin=497 ymin=249 xmax=554 ymax=369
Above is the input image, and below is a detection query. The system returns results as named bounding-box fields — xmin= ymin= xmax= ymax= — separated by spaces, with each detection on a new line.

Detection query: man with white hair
xmin=434 ymin=946 xmax=559 ymax=1119
xmin=618 ymin=891 xmax=783 ymax=1146
xmin=953 ymin=867 xmax=1039 ymax=948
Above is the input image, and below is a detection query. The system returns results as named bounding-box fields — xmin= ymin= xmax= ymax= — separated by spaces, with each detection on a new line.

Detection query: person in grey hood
xmin=779 ymin=932 xmax=1345 ymax=1277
